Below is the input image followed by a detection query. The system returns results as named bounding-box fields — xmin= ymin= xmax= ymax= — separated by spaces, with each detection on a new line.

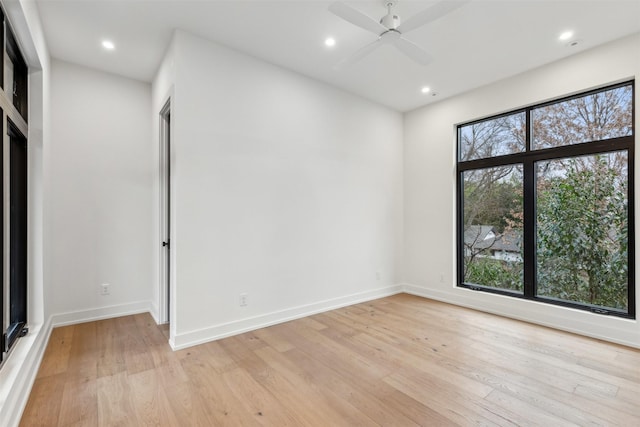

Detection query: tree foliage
xmin=537 ymin=156 xmax=628 ymax=309
xmin=464 ymin=178 xmax=521 ymax=233
xmin=532 ymin=86 xmax=633 ymax=149
xmin=459 ymin=112 xmax=526 ymax=161
xmin=465 ymin=258 xmax=522 ymax=292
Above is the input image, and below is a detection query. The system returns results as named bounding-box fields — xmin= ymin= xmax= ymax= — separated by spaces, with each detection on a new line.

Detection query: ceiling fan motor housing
xmin=380 ymin=0 xmax=401 ymax=29
xmin=380 ymin=13 xmax=400 ymax=29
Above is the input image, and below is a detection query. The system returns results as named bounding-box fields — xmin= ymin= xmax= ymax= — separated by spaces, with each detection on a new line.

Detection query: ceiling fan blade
xmin=393 ymin=37 xmax=432 ymax=65
xmin=329 ymin=2 xmax=387 ymax=35
xmin=397 ymin=0 xmax=470 ymax=34
xmin=334 ymin=38 xmax=383 ymax=69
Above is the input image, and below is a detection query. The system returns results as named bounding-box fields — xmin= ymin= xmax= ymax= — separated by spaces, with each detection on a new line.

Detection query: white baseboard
xmin=50 ymin=300 xmax=153 ymax=327
xmin=0 ymin=318 xmax=53 ymax=427
xmin=401 ymin=283 xmax=640 ymax=349
xmin=149 ymin=300 xmax=160 ymax=324
xmin=171 ymin=284 xmax=403 ymax=350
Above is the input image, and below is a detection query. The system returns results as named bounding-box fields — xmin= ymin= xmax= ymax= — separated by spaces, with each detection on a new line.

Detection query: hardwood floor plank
xmin=254 ymin=345 xmax=389 ymax=426
xmin=19 ymin=373 xmax=66 ymax=426
xmin=19 ymin=294 xmax=640 ymax=426
xmin=96 ymin=371 xmax=139 ymax=426
xmin=383 ymin=371 xmax=507 ymax=426
xmin=95 ymin=319 xmax=126 ymax=378
xmin=221 ymin=367 xmax=306 ymax=426
xmin=57 ymin=375 xmax=98 ymax=426
xmin=117 ymin=316 xmax=157 ymax=376
xmin=348 ymin=330 xmax=494 ymax=398
xmin=277 ymin=319 xmax=394 ymax=379
xmin=35 ymin=325 xmax=74 ymax=378
xmin=293 ymin=346 xmax=426 ymax=426
xmin=180 ymin=358 xmax=263 ymax=425
xmin=177 ymin=340 xmax=237 ymax=374
xmin=483 ymin=389 xmax=577 ymax=427
xmin=469 ymin=334 xmax=640 ymax=394
xmin=251 ymin=324 xmax=296 ymax=352
xmin=162 ymin=379 xmax=219 ymax=426
xmin=127 ymin=369 xmax=181 ymax=426
xmin=66 ymin=321 xmax=99 ymax=381
xmin=615 ymin=386 xmax=640 ymax=410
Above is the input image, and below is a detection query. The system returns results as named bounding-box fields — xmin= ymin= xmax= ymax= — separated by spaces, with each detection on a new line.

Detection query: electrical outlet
xmin=239 ymin=293 xmax=248 ymax=307
xmin=101 ymin=283 xmax=110 ymax=296
xmin=439 ymin=273 xmax=444 ymax=283
xmin=376 ymin=271 xmax=381 ymax=281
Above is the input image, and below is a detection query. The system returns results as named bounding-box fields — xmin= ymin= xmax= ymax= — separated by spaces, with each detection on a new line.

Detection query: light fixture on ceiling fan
xmin=329 ymin=0 xmax=469 ymax=68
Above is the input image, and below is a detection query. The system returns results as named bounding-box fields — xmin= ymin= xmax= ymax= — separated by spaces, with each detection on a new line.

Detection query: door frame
xmin=159 ymin=98 xmax=171 ymax=325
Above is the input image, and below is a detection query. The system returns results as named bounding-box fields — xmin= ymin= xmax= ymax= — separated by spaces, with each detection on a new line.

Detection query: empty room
xmin=0 ymin=0 xmax=639 ymax=425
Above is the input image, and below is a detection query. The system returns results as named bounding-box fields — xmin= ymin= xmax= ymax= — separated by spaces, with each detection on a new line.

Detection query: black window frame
xmin=0 ymin=6 xmax=28 ymax=368
xmin=0 ymin=7 xmax=4 ymax=92
xmin=456 ymin=81 xmax=635 ymax=319
xmin=5 ymin=119 xmax=28 ymax=351
xmin=0 ymin=105 xmax=3 ymax=365
xmin=5 ymin=18 xmax=27 ymax=121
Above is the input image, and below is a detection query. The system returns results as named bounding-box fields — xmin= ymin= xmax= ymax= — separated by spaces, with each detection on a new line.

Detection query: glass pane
xmin=459 ymin=112 xmax=526 ymax=161
xmin=536 ymin=152 xmax=628 ymax=311
xmin=5 ymin=27 xmax=28 ymax=120
xmin=532 ymin=85 xmax=632 ymax=150
xmin=462 ymin=165 xmax=523 ymax=292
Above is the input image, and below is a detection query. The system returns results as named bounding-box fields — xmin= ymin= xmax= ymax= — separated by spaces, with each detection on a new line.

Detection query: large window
xmin=1 ymin=8 xmax=29 ymax=367
xmin=457 ymin=82 xmax=634 ymax=318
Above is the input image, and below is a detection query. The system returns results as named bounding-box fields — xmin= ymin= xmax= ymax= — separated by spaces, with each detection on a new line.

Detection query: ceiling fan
xmin=329 ymin=0 xmax=469 ymax=68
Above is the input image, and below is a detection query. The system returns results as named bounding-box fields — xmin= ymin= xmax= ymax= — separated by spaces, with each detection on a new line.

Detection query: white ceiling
xmin=35 ymin=0 xmax=640 ymax=112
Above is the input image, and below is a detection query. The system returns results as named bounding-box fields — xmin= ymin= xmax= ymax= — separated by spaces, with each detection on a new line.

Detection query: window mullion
xmin=523 ymin=108 xmax=535 ymax=298
xmin=523 ymin=185 xmax=535 ymax=294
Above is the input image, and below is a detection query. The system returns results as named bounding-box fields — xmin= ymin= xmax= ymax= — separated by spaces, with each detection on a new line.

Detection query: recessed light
xmin=324 ymin=37 xmax=336 ymax=47
xmin=558 ymin=31 xmax=573 ymax=41
xmin=102 ymin=40 xmax=115 ymax=50
xmin=421 ymin=86 xmax=431 ymax=94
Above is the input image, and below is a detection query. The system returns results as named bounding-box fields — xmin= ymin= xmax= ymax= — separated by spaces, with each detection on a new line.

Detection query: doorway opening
xmin=159 ymin=99 xmax=171 ymax=327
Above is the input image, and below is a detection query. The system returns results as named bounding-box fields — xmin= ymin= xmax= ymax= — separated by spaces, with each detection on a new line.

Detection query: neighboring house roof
xmin=491 ymin=229 xmax=521 ymax=253
xmin=464 ymin=225 xmax=496 ymax=249
xmin=464 ymin=225 xmax=521 ymax=253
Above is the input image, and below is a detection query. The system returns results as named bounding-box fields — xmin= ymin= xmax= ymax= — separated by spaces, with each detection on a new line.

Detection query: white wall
xmin=403 ymin=33 xmax=640 ymax=348
xmin=48 ymin=60 xmax=153 ymax=323
xmin=158 ymin=31 xmax=404 ymax=349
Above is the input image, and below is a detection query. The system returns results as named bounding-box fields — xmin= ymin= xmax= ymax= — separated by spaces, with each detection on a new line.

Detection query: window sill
xmin=0 ymin=320 xmax=50 ymax=427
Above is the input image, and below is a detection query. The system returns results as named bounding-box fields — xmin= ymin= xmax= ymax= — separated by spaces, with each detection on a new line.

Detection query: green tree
xmin=464 ymin=178 xmax=521 ymax=233
xmin=536 ymin=155 xmax=628 ymax=310
xmin=462 ymin=169 xmax=523 ymax=288
xmin=466 ymin=258 xmax=522 ymax=291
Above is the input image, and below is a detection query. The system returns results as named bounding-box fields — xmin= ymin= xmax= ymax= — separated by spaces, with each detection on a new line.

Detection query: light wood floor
xmin=20 ymin=294 xmax=640 ymax=426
